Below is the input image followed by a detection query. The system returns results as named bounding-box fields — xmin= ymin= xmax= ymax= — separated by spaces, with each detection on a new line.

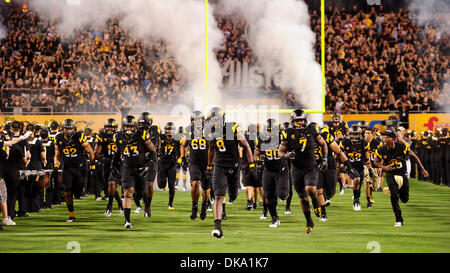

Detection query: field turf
xmin=1 ymin=179 xmax=449 ymax=253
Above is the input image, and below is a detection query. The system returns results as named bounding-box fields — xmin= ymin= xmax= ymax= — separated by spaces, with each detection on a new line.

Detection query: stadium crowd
xmin=0 ymin=2 xmax=449 ymax=114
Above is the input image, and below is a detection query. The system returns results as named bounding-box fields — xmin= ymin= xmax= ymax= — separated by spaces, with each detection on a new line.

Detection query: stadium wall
xmin=2 ymin=113 xmax=448 ymax=133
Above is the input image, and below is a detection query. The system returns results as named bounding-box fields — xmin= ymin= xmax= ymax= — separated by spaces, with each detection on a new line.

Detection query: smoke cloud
xmin=217 ymin=0 xmax=323 ymax=112
xmin=28 ymin=0 xmax=224 ymax=111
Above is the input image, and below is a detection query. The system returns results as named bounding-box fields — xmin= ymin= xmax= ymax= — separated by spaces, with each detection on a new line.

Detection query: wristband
xmin=90 ymin=165 xmax=96 ymax=170
xmin=177 ymin=158 xmax=182 ymax=164
xmin=207 ymin=164 xmax=213 ymax=170
xmin=248 ymin=163 xmax=255 ymax=168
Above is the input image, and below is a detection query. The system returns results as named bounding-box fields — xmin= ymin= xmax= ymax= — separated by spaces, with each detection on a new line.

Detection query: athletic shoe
xmin=168 ymin=205 xmax=175 ymax=210
xmin=367 ymin=202 xmax=373 ymax=209
xmin=227 ymin=201 xmax=234 ymax=205
xmin=66 ymin=217 xmax=76 ymax=223
xmin=2 ymin=217 xmax=16 ymax=226
xmin=259 ymin=201 xmax=263 ymax=207
xmin=325 ymin=200 xmax=331 ymax=207
xmin=339 ymin=188 xmax=345 ymax=195
xmin=134 ymin=207 xmax=142 ymax=213
xmin=353 ymin=200 xmax=361 ymax=211
xmin=319 ymin=215 xmax=328 ymax=222
xmin=247 ymin=200 xmax=253 ymax=210
xmin=190 ymin=206 xmax=198 ymax=220
xmin=394 ymin=222 xmax=403 ymax=227
xmin=144 ymin=208 xmax=151 ymax=218
xmin=253 ymin=202 xmax=257 ymax=210
xmin=377 ymin=187 xmax=383 ymax=192
xmin=104 ymin=209 xmax=112 ymax=217
xmin=285 ymin=208 xmax=291 ymax=215
xmin=269 ymin=218 xmax=280 ymax=228
xmin=119 ymin=207 xmax=124 ymax=215
xmin=221 ymin=212 xmax=227 ymax=220
xmin=124 ymin=221 xmax=132 ymax=229
xmin=314 ymin=207 xmax=321 ymax=217
xmin=95 ymin=197 xmax=103 ymax=201
xmin=174 ymin=185 xmax=179 ymax=190
xmin=211 ymin=229 xmax=223 ymax=239
xmin=260 ymin=210 xmax=268 ymax=220
xmin=305 ymin=221 xmax=314 ymax=234
xmin=206 ymin=202 xmax=212 ymax=212
xmin=383 ymin=187 xmax=391 ymax=195
xmin=200 ymin=204 xmax=207 ymax=220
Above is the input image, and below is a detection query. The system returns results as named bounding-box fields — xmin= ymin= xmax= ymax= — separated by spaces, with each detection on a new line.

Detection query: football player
xmin=157 ymin=122 xmax=181 ymax=210
xmin=339 ymin=126 xmax=374 ymax=211
xmin=111 ymin=115 xmax=156 ymax=229
xmin=54 ymin=119 xmax=95 ymax=222
xmin=254 ymin=119 xmax=289 ymax=228
xmin=278 ymin=109 xmax=328 ymax=234
xmin=180 ymin=111 xmax=210 ymax=220
xmin=95 ymin=118 xmax=123 ymax=217
xmin=364 ymin=127 xmax=383 ymax=205
xmin=328 ymin=113 xmax=349 ymax=194
xmin=207 ymin=107 xmax=255 ymax=239
xmin=374 ymin=130 xmax=428 ymax=226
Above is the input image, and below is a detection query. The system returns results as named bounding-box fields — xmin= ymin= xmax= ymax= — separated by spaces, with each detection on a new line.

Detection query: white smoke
xmin=217 ymin=0 xmax=323 ymax=112
xmin=28 ymin=0 xmax=224 ymax=111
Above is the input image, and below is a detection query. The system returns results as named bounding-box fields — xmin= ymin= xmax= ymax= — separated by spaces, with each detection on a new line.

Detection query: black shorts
xmin=291 ymin=166 xmax=319 ymax=198
xmin=157 ymin=163 xmax=177 ymax=189
xmin=262 ymin=168 xmax=289 ymax=200
xmin=241 ymin=165 xmax=257 ymax=187
xmin=120 ymin=166 xmax=145 ymax=196
xmin=212 ymin=165 xmax=240 ymax=201
xmin=62 ymin=167 xmax=84 ymax=197
xmin=189 ymin=163 xmax=210 ymax=190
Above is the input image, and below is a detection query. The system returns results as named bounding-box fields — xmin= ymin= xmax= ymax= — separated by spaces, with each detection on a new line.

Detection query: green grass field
xmin=1 ymin=179 xmax=449 ymax=253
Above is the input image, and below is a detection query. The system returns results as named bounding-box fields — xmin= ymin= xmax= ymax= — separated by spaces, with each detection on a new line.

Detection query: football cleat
xmin=325 ymin=200 xmax=331 ymax=206
xmin=168 ymin=205 xmax=175 ymax=210
xmin=124 ymin=221 xmax=132 ymax=229
xmin=66 ymin=217 xmax=76 ymax=223
xmin=353 ymin=200 xmax=361 ymax=211
xmin=247 ymin=200 xmax=254 ymax=211
xmin=367 ymin=202 xmax=373 ymax=209
xmin=144 ymin=208 xmax=151 ymax=218
xmin=2 ymin=217 xmax=16 ymax=226
xmin=285 ymin=208 xmax=291 ymax=215
xmin=190 ymin=206 xmax=198 ymax=220
xmin=221 ymin=212 xmax=227 ymax=220
xmin=134 ymin=207 xmax=142 ymax=213
xmin=104 ymin=209 xmax=112 ymax=217
xmin=96 ymin=197 xmax=103 ymax=201
xmin=320 ymin=215 xmax=328 ymax=222
xmin=200 ymin=204 xmax=207 ymax=220
xmin=305 ymin=226 xmax=313 ymax=234
xmin=394 ymin=222 xmax=403 ymax=227
xmin=211 ymin=229 xmax=223 ymax=239
xmin=269 ymin=218 xmax=280 ymax=228
xmin=314 ymin=207 xmax=321 ymax=217
xmin=339 ymin=188 xmax=345 ymax=195
xmin=119 ymin=207 xmax=124 ymax=215
xmin=260 ymin=210 xmax=268 ymax=220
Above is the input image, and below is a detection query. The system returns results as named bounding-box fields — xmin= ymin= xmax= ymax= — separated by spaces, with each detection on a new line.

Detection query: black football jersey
xmin=328 ymin=122 xmax=348 ymax=140
xmin=319 ymin=127 xmax=337 ymax=169
xmin=48 ymin=130 xmax=59 ymax=143
xmin=367 ymin=137 xmax=383 ymax=166
xmin=114 ymin=130 xmax=151 ymax=168
xmin=339 ymin=138 xmax=370 ymax=170
xmin=185 ymin=126 xmax=208 ymax=166
xmin=160 ymin=134 xmax=181 ymax=165
xmin=96 ymin=131 xmax=117 ymax=159
xmin=376 ymin=141 xmax=410 ymax=176
xmin=208 ymin=122 xmax=241 ymax=168
xmin=149 ymin=125 xmax=161 ymax=146
xmin=55 ymin=131 xmax=87 ymax=168
xmin=256 ymin=133 xmax=287 ymax=172
xmin=281 ymin=123 xmax=319 ymax=169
